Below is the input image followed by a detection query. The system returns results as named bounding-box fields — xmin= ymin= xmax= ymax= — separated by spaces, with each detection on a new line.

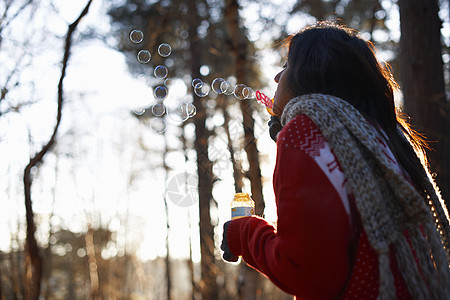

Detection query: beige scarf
xmin=281 ymin=94 xmax=450 ymax=300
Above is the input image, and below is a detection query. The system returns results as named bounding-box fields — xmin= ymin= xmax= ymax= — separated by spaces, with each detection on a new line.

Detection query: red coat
xmin=226 ymin=114 xmax=411 ymax=299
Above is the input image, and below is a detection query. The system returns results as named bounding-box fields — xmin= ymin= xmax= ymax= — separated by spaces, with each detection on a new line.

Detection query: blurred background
xmin=0 ymin=0 xmax=448 ymax=299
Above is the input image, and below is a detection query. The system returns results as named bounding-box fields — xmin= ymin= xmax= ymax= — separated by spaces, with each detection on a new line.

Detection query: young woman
xmin=221 ymin=21 xmax=450 ymax=299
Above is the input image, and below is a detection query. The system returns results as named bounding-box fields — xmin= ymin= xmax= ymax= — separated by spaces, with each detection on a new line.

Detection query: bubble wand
xmin=255 ymin=90 xmax=276 ymax=116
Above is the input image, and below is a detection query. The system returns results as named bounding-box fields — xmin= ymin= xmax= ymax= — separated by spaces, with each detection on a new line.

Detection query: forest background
xmin=0 ymin=0 xmax=449 ymax=299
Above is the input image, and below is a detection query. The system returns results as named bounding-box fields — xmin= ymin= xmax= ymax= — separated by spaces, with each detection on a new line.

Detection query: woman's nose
xmin=274 ymin=71 xmax=281 ymax=83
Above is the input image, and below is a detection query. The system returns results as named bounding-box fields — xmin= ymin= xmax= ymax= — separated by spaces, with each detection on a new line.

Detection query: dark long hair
xmin=286 ymin=21 xmax=431 ymax=195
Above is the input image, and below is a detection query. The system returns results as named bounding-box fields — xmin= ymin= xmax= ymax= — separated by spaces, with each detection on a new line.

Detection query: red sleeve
xmin=226 ymin=115 xmax=352 ymax=299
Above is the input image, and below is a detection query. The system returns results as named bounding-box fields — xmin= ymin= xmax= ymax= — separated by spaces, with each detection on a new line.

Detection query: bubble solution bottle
xmin=231 ymin=193 xmax=255 ymax=220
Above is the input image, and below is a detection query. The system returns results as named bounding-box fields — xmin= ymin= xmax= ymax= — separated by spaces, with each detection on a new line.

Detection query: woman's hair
xmin=285 ymin=21 xmax=431 ymax=197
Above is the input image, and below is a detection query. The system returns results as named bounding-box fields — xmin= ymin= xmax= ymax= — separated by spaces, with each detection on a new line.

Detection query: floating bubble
xmin=168 ymin=103 xmax=190 ymax=122
xmin=243 ymin=87 xmax=255 ymax=99
xmin=137 ymin=74 xmax=151 ymax=85
xmin=154 ymin=85 xmax=168 ymax=100
xmin=158 ymin=43 xmax=172 ymax=57
xmin=164 ymin=78 xmax=173 ymax=87
xmin=154 ymin=65 xmax=168 ymax=79
xmin=187 ymin=103 xmax=197 ymax=117
xmin=150 ymin=117 xmax=167 ymax=133
xmin=234 ymin=84 xmax=247 ymax=100
xmin=180 ymin=30 xmax=189 ymax=39
xmin=191 ymin=78 xmax=202 ymax=88
xmin=152 ymin=102 xmax=166 ymax=116
xmin=130 ymin=30 xmax=144 ymax=43
xmin=165 ymin=58 xmax=174 ymax=68
xmin=212 ymin=78 xmax=226 ymax=94
xmin=137 ymin=50 xmax=151 ymax=63
xmin=194 ymin=82 xmax=210 ymax=97
xmin=133 ymin=107 xmax=146 ymax=115
xmin=220 ymin=80 xmax=234 ymax=95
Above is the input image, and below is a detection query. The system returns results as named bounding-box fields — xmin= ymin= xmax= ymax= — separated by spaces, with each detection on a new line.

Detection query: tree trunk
xmin=163 ymin=200 xmax=172 ymax=300
xmin=218 ymin=95 xmax=244 ymax=193
xmin=187 ymin=1 xmax=218 ymax=299
xmin=22 ymin=2 xmax=93 ymax=298
xmin=23 ymin=168 xmax=43 ymax=300
xmin=187 ymin=210 xmax=197 ymax=300
xmin=85 ymin=226 xmax=100 ymax=299
xmin=398 ymin=0 xmax=450 ymax=204
xmin=224 ymin=1 xmax=265 ymax=299
xmin=8 ymin=240 xmax=23 ymax=299
xmin=181 ymin=124 xmax=199 ymax=300
xmin=163 ymin=138 xmax=172 ymax=300
xmin=66 ymin=250 xmax=76 ymax=300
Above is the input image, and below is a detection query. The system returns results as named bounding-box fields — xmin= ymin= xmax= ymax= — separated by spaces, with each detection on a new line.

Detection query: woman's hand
xmin=221 ymin=221 xmax=239 ymax=262
xmin=268 ymin=115 xmax=283 ymax=142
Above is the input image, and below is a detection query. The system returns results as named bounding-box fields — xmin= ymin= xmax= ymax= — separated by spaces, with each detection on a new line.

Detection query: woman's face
xmin=273 ymin=62 xmax=292 ymax=116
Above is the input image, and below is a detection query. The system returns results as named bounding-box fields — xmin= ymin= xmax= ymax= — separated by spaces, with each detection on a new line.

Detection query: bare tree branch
xmin=22 ymin=1 xmax=93 ymax=298
xmin=0 ymin=0 xmax=35 ymax=42
xmin=0 ymin=48 xmax=32 ymax=115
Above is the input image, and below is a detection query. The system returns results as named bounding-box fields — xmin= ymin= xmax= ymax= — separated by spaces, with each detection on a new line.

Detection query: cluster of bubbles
xmin=131 ymin=29 xmax=199 ymax=134
xmin=130 ymin=30 xmax=259 ymax=134
xmin=192 ymin=77 xmax=255 ymax=101
xmin=130 ymin=30 xmax=173 ymax=63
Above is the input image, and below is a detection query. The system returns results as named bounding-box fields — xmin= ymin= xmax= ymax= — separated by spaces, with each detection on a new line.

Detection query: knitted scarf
xmin=281 ymin=94 xmax=450 ymax=300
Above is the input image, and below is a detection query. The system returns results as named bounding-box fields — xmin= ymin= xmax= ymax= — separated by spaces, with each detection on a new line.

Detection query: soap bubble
xmin=154 ymin=85 xmax=168 ymax=100
xmin=158 ymin=43 xmax=172 ymax=57
xmin=137 ymin=74 xmax=151 ymax=85
xmin=152 ymin=102 xmax=166 ymax=116
xmin=130 ymin=30 xmax=144 ymax=43
xmin=234 ymin=84 xmax=247 ymax=100
xmin=137 ymin=50 xmax=151 ymax=63
xmin=133 ymin=107 xmax=146 ymax=115
xmin=212 ymin=78 xmax=226 ymax=94
xmin=163 ymin=78 xmax=173 ymax=87
xmin=191 ymin=78 xmax=202 ymax=88
xmin=165 ymin=58 xmax=174 ymax=68
xmin=154 ymin=65 xmax=168 ymax=79
xmin=220 ymin=80 xmax=234 ymax=95
xmin=194 ymin=82 xmax=210 ymax=97
xmin=187 ymin=103 xmax=197 ymax=117
xmin=150 ymin=117 xmax=167 ymax=133
xmin=243 ymin=87 xmax=255 ymax=99
xmin=180 ymin=30 xmax=189 ymax=39
xmin=168 ymin=103 xmax=190 ymax=122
